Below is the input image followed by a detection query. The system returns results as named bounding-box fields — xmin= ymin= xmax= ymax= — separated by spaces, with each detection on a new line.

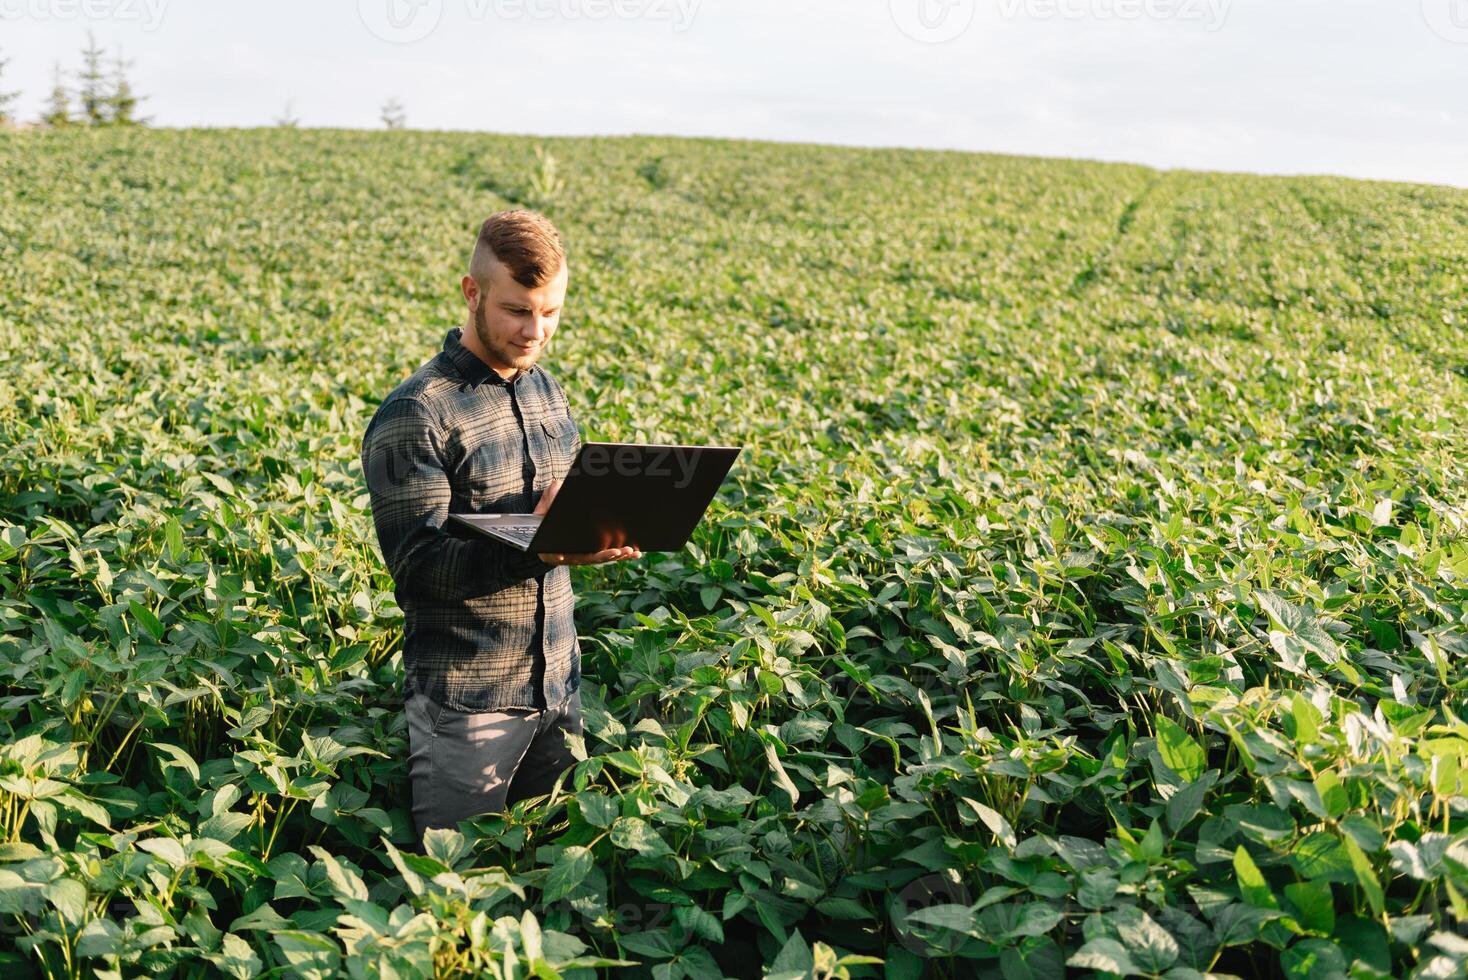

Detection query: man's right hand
xmin=533 ymin=479 xmax=643 ymax=566
xmin=537 ymin=547 xmax=642 ymax=566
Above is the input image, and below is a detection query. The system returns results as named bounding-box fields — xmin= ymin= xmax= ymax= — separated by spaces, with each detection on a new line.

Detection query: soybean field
xmin=1 ymin=129 xmax=1466 ymax=979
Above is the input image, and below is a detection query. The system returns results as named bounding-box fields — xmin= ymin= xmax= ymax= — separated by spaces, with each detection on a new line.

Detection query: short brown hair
xmin=470 ymin=209 xmax=566 ymax=289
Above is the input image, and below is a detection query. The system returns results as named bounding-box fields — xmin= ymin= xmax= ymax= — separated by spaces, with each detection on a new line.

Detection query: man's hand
xmin=532 ymin=480 xmax=562 ymax=517
xmin=533 ymin=479 xmax=643 ymax=567
xmin=538 ymin=547 xmax=641 ymax=566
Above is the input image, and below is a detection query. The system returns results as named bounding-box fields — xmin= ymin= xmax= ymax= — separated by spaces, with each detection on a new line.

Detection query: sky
xmin=1 ymin=0 xmax=1465 ymax=187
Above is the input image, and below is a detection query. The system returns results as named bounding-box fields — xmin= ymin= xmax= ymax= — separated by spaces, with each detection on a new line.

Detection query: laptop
xmin=448 ymin=442 xmax=742 ymax=553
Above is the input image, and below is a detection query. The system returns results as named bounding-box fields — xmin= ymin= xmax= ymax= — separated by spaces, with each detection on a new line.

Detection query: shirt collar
xmin=442 ymin=326 xmax=536 ymax=387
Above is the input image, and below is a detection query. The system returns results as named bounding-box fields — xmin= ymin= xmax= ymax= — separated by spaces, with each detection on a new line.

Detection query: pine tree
xmin=77 ymin=31 xmax=108 ymax=125
xmin=107 ymin=50 xmax=148 ymax=126
xmin=274 ymin=100 xmax=300 ymax=128
xmin=41 ymin=62 xmax=71 ymax=128
xmin=0 ymin=50 xmax=19 ymax=127
xmin=380 ymin=97 xmax=406 ymax=130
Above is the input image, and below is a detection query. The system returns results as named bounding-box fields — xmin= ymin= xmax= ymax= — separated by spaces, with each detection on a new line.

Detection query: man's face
xmin=466 ymin=256 xmax=568 ymax=378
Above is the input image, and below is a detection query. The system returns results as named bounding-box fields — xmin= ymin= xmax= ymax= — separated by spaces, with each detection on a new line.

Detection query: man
xmin=360 ymin=209 xmax=640 ymax=842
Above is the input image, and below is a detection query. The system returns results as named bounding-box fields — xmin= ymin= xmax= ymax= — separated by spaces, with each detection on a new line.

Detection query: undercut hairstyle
xmin=469 ymin=209 xmax=566 ymax=290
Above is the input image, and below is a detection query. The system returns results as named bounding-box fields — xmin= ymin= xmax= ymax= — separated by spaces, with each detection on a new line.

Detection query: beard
xmin=473 ymin=299 xmax=541 ymax=373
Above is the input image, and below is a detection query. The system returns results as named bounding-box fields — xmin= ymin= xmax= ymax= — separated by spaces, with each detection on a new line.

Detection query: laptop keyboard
xmin=498 ymin=524 xmax=538 ymax=546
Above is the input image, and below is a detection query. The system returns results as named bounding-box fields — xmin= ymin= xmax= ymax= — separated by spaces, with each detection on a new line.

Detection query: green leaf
xmin=163 ymin=517 xmax=185 ymax=560
xmin=1290 ymin=694 xmax=1321 ymax=744
xmin=44 ymin=877 xmax=88 ymax=926
xmin=1313 ymin=772 xmax=1348 ymax=819
xmin=1114 ymin=910 xmax=1179 ymax=974
xmin=673 ymin=903 xmax=724 ymax=944
xmin=767 ymin=928 xmax=814 ymax=980
xmin=543 ymin=845 xmax=594 ymax=904
xmin=273 ymin=930 xmax=340 ymax=980
xmin=268 ymin=852 xmax=314 ymax=900
xmin=1077 ymin=869 xmax=1119 ymax=909
xmin=1234 ymin=846 xmax=1278 ymax=910
xmin=1257 ymin=591 xmax=1341 ymax=667
xmin=1000 ymin=935 xmax=1065 ymax=980
xmin=75 ymin=917 xmax=122 ymax=958
xmin=382 ymin=840 xmax=425 ymax=898
xmin=1166 ymin=770 xmax=1218 ymax=831
xmin=421 ymin=827 xmax=468 ymax=869
xmin=1224 ymin=803 xmax=1295 ymax=843
xmin=136 ymin=837 xmax=189 ymax=869
xmin=230 ymin=903 xmax=292 ymax=933
xmin=56 ymin=790 xmax=112 ymax=829
xmin=575 ymin=792 xmax=616 ymax=829
xmin=128 ymin=599 xmax=165 ymax=642
xmin=1211 ymin=902 xmax=1282 ymax=946
xmin=212 ymin=933 xmax=264 ymax=980
xmin=1068 ymin=937 xmax=1138 ymax=976
xmin=609 ymin=817 xmax=673 ymax=857
xmin=1140 ymin=819 xmax=1166 ymax=862
xmin=762 ymin=740 xmax=801 ymax=806
xmin=987 ymin=902 xmax=1061 ymax=940
xmin=199 ymin=811 xmax=251 ymax=842
xmin=905 ymin=903 xmax=978 ymax=937
xmin=1343 ymin=835 xmax=1385 ymax=916
xmin=814 ymin=896 xmax=873 ymax=920
xmin=1292 ymin=832 xmax=1353 ymax=882
xmin=963 ymin=800 xmax=1017 ymax=848
xmin=1337 ymin=916 xmax=1391 ymax=973
xmin=1281 ymin=938 xmax=1347 ymax=979
xmin=884 ymin=947 xmax=925 ymax=980
xmin=148 ymin=742 xmax=200 ymax=781
xmin=676 ymin=946 xmax=726 ymax=976
xmin=0 ymin=869 xmax=44 ymax=917
xmin=1283 ymin=880 xmax=1334 ymax=935
xmin=1155 ymin=717 xmax=1206 ymax=782
xmin=619 ymin=928 xmax=680 ymax=957
xmin=307 ymin=846 xmax=369 ymax=902
xmin=1340 ymin=815 xmax=1384 ymax=852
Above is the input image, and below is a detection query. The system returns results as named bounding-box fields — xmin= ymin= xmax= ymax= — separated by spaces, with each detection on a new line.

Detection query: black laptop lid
xmin=531 ymin=443 xmax=741 ymax=553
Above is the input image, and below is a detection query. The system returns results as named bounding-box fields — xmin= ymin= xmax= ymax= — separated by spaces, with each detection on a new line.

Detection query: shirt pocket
xmin=540 ymin=415 xmax=580 ymax=479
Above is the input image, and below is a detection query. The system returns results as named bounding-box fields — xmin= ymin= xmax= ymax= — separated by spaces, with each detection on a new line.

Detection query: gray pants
xmin=405 ymin=687 xmax=582 ymax=842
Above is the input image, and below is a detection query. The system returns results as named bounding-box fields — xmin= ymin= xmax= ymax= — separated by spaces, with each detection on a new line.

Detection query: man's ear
xmin=461 ymin=274 xmax=478 ymax=308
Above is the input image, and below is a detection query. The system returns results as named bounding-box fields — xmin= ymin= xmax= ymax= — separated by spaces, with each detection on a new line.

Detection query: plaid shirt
xmin=360 ymin=327 xmax=583 ymax=712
